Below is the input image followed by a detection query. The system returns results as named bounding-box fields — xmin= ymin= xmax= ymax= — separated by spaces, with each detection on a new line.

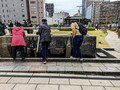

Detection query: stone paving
xmin=0 ymin=61 xmax=119 ymax=74
xmin=0 ymin=72 xmax=119 ymax=90
xmin=106 ymin=30 xmax=120 ymax=53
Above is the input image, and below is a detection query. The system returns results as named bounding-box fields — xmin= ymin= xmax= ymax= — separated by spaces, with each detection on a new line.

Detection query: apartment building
xmin=0 ymin=0 xmax=29 ymax=24
xmin=82 ymin=0 xmax=107 ymax=18
xmin=45 ymin=3 xmax=54 ymax=17
xmin=95 ymin=1 xmax=120 ymax=26
xmin=29 ymin=0 xmax=44 ymax=24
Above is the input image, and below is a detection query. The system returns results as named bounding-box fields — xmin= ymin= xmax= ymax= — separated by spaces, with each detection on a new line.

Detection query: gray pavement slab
xmin=8 ymin=77 xmax=30 ymax=84
xmin=99 ymin=67 xmax=120 ymax=72
xmin=47 ymin=66 xmax=64 ymax=72
xmin=0 ymin=77 xmax=11 ymax=83
xmin=28 ymin=78 xmax=49 ymax=84
xmin=105 ymin=87 xmax=120 ymax=90
xmin=0 ymin=66 xmax=15 ymax=71
xmin=70 ymin=79 xmax=91 ymax=85
xmin=49 ymin=78 xmax=69 ymax=85
xmin=90 ymin=80 xmax=113 ymax=86
xmin=11 ymin=62 xmax=27 ymax=66
xmin=36 ymin=85 xmax=58 ymax=90
xmin=13 ymin=66 xmax=31 ymax=72
xmin=13 ymin=84 xmax=36 ymax=90
xmin=82 ymin=86 xmax=105 ymax=90
xmin=0 ymin=84 xmax=15 ymax=90
xmin=57 ymin=62 xmax=72 ymax=66
xmin=65 ymin=66 xmax=83 ymax=72
xmin=60 ymin=85 xmax=82 ymax=90
xmin=83 ymin=67 xmax=102 ymax=72
xmin=110 ymin=80 xmax=120 ymax=87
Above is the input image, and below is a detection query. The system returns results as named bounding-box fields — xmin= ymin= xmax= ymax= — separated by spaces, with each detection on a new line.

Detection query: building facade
xmin=82 ymin=0 xmax=106 ymax=18
xmin=0 ymin=0 xmax=29 ymax=24
xmin=95 ymin=1 xmax=120 ymax=27
xmin=47 ymin=12 xmax=69 ymax=25
xmin=29 ymin=0 xmax=44 ymax=25
xmin=45 ymin=3 xmax=54 ymax=17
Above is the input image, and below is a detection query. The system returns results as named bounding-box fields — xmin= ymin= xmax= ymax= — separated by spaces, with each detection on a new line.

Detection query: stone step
xmin=0 ymin=58 xmax=120 ymax=63
xmin=0 ymin=61 xmax=119 ymax=76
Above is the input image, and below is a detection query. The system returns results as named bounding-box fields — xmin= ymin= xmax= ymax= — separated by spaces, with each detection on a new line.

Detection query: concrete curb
xmin=0 ymin=58 xmax=120 ymax=63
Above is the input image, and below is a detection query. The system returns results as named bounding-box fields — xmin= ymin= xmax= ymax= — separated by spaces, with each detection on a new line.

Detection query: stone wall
xmin=0 ymin=34 xmax=96 ymax=58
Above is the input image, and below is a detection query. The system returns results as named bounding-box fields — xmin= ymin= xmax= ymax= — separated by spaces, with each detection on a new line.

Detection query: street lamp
xmin=76 ymin=6 xmax=83 ymax=22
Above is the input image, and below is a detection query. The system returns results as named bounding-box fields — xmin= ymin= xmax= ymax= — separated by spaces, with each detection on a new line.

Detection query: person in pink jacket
xmin=11 ymin=22 xmax=26 ymax=60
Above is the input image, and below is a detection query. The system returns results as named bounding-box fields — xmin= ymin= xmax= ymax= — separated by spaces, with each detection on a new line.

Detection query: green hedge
xmin=87 ymin=27 xmax=95 ymax=31
xmin=59 ymin=27 xmax=95 ymax=31
xmin=49 ymin=24 xmax=58 ymax=27
xmin=59 ymin=29 xmax=72 ymax=31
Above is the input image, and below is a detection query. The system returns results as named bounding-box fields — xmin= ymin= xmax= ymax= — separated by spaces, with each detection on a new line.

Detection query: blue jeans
xmin=12 ymin=46 xmax=25 ymax=59
xmin=72 ymin=35 xmax=83 ymax=58
xmin=42 ymin=42 xmax=50 ymax=61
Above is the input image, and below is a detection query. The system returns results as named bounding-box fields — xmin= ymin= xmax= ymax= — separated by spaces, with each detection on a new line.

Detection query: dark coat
xmin=37 ymin=23 xmax=51 ymax=42
xmin=0 ymin=24 xmax=5 ymax=35
xmin=8 ymin=23 xmax=13 ymax=27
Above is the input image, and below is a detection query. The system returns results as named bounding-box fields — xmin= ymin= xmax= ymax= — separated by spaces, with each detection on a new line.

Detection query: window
xmin=1 ymin=0 xmax=3 ymax=2
xmin=13 ymin=9 xmax=15 ymax=12
xmin=31 ymin=6 xmax=36 ymax=9
xmin=2 ymin=4 xmax=3 ymax=7
xmin=22 ymin=9 xmax=24 ymax=12
xmin=13 ymin=4 xmax=14 ymax=6
xmin=6 ymin=4 xmax=8 ymax=7
xmin=5 ymin=0 xmax=7 ymax=2
xmin=22 ymin=14 xmax=25 ymax=17
xmin=7 ymin=10 xmax=8 ymax=12
xmin=21 ymin=0 xmax=23 ymax=1
xmin=7 ymin=15 xmax=9 ymax=18
xmin=30 ymin=1 xmax=35 ymax=4
xmin=4 ymin=20 xmax=6 ymax=22
xmin=21 ymin=3 xmax=24 ymax=7
xmin=32 ymin=11 xmax=36 ymax=14
xmin=32 ymin=16 xmax=37 ymax=18
xmin=14 ymin=15 xmax=16 ymax=17
xmin=3 ymin=15 xmax=5 ymax=18
xmin=2 ymin=10 xmax=4 ymax=13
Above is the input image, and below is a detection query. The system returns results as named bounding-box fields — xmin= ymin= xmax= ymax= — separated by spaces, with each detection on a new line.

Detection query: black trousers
xmin=12 ymin=46 xmax=25 ymax=59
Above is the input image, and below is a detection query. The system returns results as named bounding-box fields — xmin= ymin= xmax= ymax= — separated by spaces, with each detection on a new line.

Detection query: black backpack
xmin=77 ymin=22 xmax=87 ymax=35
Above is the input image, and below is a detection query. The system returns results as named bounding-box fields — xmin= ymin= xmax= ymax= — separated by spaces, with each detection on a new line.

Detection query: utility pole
xmin=76 ymin=6 xmax=83 ymax=22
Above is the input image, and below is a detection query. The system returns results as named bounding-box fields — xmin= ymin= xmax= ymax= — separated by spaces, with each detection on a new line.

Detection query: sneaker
xmin=70 ymin=56 xmax=76 ymax=60
xmin=43 ymin=60 xmax=47 ymax=64
xmin=46 ymin=56 xmax=49 ymax=60
xmin=79 ymin=58 xmax=83 ymax=62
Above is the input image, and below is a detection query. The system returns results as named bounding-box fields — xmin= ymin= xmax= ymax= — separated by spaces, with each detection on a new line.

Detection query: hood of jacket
xmin=14 ymin=27 xmax=22 ymax=31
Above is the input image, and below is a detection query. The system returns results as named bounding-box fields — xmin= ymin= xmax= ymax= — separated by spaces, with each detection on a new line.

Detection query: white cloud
xmin=45 ymin=0 xmax=82 ymax=16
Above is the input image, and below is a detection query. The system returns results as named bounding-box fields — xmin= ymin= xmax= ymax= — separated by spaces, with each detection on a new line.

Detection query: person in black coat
xmin=36 ymin=19 xmax=51 ymax=64
xmin=8 ymin=20 xmax=13 ymax=34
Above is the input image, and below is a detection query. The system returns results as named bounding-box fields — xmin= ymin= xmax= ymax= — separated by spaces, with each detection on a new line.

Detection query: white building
xmin=47 ymin=12 xmax=69 ymax=25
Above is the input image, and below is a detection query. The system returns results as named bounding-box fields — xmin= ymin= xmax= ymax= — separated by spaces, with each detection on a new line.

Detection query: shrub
xmin=49 ymin=24 xmax=58 ymax=27
xmin=59 ymin=29 xmax=72 ymax=31
xmin=87 ymin=27 xmax=95 ymax=31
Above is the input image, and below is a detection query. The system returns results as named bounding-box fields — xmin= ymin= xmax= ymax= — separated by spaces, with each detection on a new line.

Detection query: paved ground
xmin=106 ymin=31 xmax=120 ymax=52
xmin=0 ymin=61 xmax=119 ymax=75
xmin=0 ymin=72 xmax=119 ymax=90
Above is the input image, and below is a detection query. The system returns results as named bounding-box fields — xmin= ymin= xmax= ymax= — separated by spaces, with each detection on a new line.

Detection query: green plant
xmin=49 ymin=24 xmax=58 ymax=27
xmin=59 ymin=29 xmax=72 ymax=31
xmin=87 ymin=27 xmax=95 ymax=31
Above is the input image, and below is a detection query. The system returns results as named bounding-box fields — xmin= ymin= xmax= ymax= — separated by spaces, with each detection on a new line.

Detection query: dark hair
xmin=15 ymin=22 xmax=21 ymax=27
xmin=0 ymin=21 xmax=2 ymax=24
xmin=23 ymin=19 xmax=26 ymax=22
xmin=28 ymin=20 xmax=31 ymax=23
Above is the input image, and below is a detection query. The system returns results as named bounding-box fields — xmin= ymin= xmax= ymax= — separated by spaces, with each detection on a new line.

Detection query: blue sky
xmin=45 ymin=0 xmax=119 ymax=16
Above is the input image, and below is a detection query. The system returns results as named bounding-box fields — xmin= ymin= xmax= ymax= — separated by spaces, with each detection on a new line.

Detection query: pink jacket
xmin=11 ymin=27 xmax=26 ymax=47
